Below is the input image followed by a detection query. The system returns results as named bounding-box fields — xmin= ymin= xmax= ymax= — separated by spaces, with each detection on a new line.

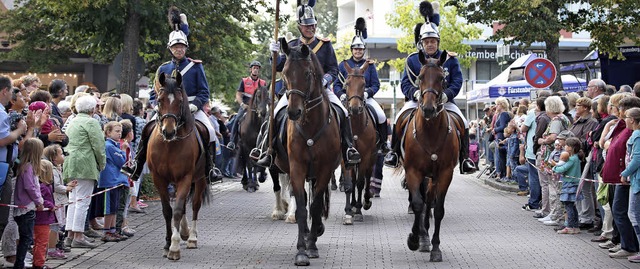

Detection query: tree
xmin=385 ymin=0 xmax=481 ymax=75
xmin=312 ymin=0 xmax=337 ymax=37
xmin=461 ymin=0 xmax=640 ymax=92
xmin=0 ymin=0 xmax=268 ymax=101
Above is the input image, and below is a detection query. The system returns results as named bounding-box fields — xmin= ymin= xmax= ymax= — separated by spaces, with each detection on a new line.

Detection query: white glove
xmin=189 ymin=104 xmax=197 ymax=113
xmin=364 ymin=92 xmax=369 ymax=99
xmin=440 ymin=93 xmax=448 ymax=103
xmin=269 ymin=42 xmax=280 ymax=53
xmin=413 ymin=90 xmax=420 ymax=101
xmin=340 ymin=94 xmax=347 ymax=102
xmin=180 ymin=13 xmax=188 ymax=25
xmin=432 ymin=2 xmax=440 ymax=14
xmin=322 ymin=74 xmax=332 ymax=87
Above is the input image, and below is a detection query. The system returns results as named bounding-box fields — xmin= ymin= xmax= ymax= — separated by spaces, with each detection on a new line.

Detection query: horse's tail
xmin=187 ymin=178 xmax=211 ymax=206
xmin=322 ymin=187 xmax=330 ymax=220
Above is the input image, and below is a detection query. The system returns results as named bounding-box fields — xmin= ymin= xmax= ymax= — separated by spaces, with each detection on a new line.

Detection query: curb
xmin=482 ymin=177 xmax=520 ymax=192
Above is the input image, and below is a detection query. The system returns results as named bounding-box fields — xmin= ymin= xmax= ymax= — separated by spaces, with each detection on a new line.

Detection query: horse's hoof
xmin=363 ymin=201 xmax=372 ymax=210
xmin=419 ymin=235 xmax=431 ymax=252
xmin=285 ymin=214 xmax=296 ymax=223
xmin=316 ymin=224 xmax=325 ymax=237
xmin=354 ymin=214 xmax=364 ymax=222
xmin=430 ymin=250 xmax=443 ymax=262
xmin=294 ymin=253 xmax=310 ymax=266
xmin=186 ymin=240 xmax=197 ymax=249
xmin=163 ymin=249 xmax=169 ymax=258
xmin=307 ymin=249 xmax=319 ymax=259
xmin=407 ymin=233 xmax=419 ymax=251
xmin=408 ymin=205 xmax=414 ymax=214
xmin=247 ymin=187 xmax=256 ymax=193
xmin=343 ymin=215 xmax=353 ymax=225
xmin=271 ymin=211 xmax=286 ymax=220
xmin=167 ymin=250 xmax=181 ymax=261
xmin=242 ymin=185 xmax=249 ymax=191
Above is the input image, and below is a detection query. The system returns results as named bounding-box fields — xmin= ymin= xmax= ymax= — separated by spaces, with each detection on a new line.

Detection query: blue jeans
xmin=527 ymin=158 xmax=541 ymax=208
xmin=14 ymin=210 xmax=35 ymax=269
xmin=613 ymin=185 xmax=639 ymax=252
xmin=563 ymin=201 xmax=579 ymax=228
xmin=629 ymin=190 xmax=640 ymax=246
xmin=513 ymin=164 xmax=528 ymax=191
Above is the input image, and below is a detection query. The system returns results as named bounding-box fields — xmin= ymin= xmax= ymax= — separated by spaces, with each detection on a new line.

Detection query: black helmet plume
xmin=419 ymin=1 xmax=434 ymax=23
xmin=168 ymin=6 xmax=181 ymax=31
xmin=355 ymin=17 xmax=367 ymax=39
xmin=414 ymin=23 xmax=423 ymax=46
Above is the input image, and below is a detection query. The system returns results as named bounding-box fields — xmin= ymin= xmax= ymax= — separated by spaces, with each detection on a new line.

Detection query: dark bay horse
xmin=237 ymin=85 xmax=269 ymax=192
xmin=341 ymin=61 xmax=377 ymax=225
xmin=395 ymin=51 xmax=461 ymax=262
xmin=147 ymin=72 xmax=210 ymax=260
xmin=273 ymin=38 xmax=341 ymax=266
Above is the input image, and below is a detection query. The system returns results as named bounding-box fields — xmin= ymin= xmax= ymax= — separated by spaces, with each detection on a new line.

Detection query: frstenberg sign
xmin=464 ymin=49 xmax=548 ymax=60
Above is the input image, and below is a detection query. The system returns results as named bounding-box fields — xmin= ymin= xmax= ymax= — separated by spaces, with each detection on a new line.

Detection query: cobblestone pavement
xmin=47 ymin=168 xmax=639 ymax=269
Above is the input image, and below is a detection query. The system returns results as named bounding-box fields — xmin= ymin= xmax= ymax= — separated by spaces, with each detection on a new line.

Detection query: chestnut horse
xmin=396 ymin=51 xmax=462 ymax=262
xmin=273 ymin=38 xmax=341 ymax=266
xmin=237 ymin=85 xmax=269 ymax=192
xmin=340 ymin=61 xmax=377 ymax=225
xmin=147 ymin=72 xmax=210 ymax=260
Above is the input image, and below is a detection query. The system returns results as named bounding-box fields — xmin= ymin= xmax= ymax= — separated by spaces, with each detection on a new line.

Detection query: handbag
xmin=596 ymin=183 xmax=609 ymax=206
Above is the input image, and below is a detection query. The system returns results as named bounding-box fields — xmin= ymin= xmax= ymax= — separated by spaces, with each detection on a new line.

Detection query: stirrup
xmin=461 ymin=159 xmax=476 ymax=174
xmin=346 ymin=148 xmax=361 ymax=164
xmin=256 ymin=154 xmax=273 ymax=168
xmin=209 ymin=167 xmax=223 ymax=183
xmin=249 ymin=148 xmax=262 ymax=160
xmin=121 ymin=166 xmax=134 ymax=178
xmin=383 ymin=152 xmax=399 ymax=168
xmin=227 ymin=142 xmax=236 ymax=151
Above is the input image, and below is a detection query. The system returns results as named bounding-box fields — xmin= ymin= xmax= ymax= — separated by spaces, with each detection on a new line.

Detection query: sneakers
xmin=532 ymin=212 xmax=546 ymax=218
xmin=543 ymin=220 xmax=560 ymax=226
xmin=609 ymin=249 xmax=637 ymax=259
xmin=556 ymin=227 xmax=580 ymax=234
xmin=129 ymin=206 xmax=145 ymax=213
xmin=628 ymin=254 xmax=640 ymax=263
xmin=590 ymin=235 xmax=610 ymax=242
xmin=64 ymin=237 xmax=73 ymax=247
xmin=538 ymin=215 xmax=552 ymax=222
xmin=599 ymin=240 xmax=616 ymax=249
xmin=121 ymin=227 xmax=135 ymax=237
xmin=522 ymin=204 xmax=539 ymax=211
xmin=137 ymin=201 xmax=149 ymax=209
xmin=517 ymin=190 xmax=529 ymax=196
xmin=609 ymin=244 xmax=622 ymax=253
xmin=47 ymin=249 xmax=67 ymax=260
xmin=101 ymin=233 xmax=121 ymax=242
xmin=71 ymin=239 xmax=98 ymax=248
xmin=84 ymin=228 xmax=103 ymax=238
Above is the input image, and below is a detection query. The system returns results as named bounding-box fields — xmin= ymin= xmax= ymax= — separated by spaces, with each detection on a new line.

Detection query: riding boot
xmin=227 ymin=122 xmax=238 ymax=151
xmin=206 ymin=142 xmax=223 ymax=183
xmin=377 ymin=122 xmax=391 ymax=154
xmin=255 ymin=140 xmax=273 ymax=168
xmin=383 ymin=125 xmax=399 ymax=168
xmin=339 ymin=111 xmax=361 ymax=166
xmin=459 ymin=128 xmax=476 ymax=174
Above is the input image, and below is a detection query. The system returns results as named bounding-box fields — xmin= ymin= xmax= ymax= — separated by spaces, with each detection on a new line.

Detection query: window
xmin=378 ymin=64 xmax=390 ymax=81
xmin=476 ymin=61 xmax=500 ymax=82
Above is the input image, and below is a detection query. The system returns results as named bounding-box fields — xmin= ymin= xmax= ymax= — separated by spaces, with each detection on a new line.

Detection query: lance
xmin=267 ymin=0 xmax=280 ymax=161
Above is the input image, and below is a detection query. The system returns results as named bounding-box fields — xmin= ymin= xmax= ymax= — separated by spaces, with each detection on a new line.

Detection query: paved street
xmin=50 ymin=168 xmax=638 ymax=269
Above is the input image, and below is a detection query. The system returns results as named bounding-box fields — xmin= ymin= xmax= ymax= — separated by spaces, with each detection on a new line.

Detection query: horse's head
xmin=155 ymin=72 xmax=191 ymax=141
xmin=251 ymin=85 xmax=269 ymax=120
xmin=280 ymin=38 xmax=324 ymax=121
xmin=343 ymin=61 xmax=369 ymax=115
xmin=417 ymin=50 xmax=448 ymax=119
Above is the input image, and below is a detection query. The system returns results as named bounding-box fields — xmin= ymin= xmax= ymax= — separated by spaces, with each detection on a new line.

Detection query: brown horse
xmin=395 ymin=51 xmax=462 ymax=262
xmin=341 ymin=61 xmax=377 ymax=225
xmin=237 ymin=85 xmax=269 ymax=192
xmin=273 ymin=38 xmax=341 ymax=266
xmin=147 ymin=72 xmax=210 ymax=260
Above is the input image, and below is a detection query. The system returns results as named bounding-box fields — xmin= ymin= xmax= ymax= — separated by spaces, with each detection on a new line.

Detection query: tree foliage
xmin=385 ymin=0 xmax=481 ymax=74
xmin=461 ymin=0 xmax=640 ymax=91
xmin=0 ymin=0 xmax=268 ymax=101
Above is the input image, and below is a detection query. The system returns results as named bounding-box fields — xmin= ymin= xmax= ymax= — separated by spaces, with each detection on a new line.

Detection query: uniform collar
xmin=425 ymin=50 xmax=442 ymax=59
xmin=350 ymin=57 xmax=365 ymax=64
xmin=300 ymin=36 xmax=317 ymax=45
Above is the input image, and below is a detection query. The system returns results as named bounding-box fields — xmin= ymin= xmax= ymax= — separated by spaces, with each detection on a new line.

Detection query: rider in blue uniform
xmin=333 ymin=17 xmax=390 ymax=153
xmin=383 ymin=1 xmax=475 ymax=174
xmin=254 ymin=1 xmax=361 ymax=168
xmin=127 ymin=10 xmax=222 ymax=183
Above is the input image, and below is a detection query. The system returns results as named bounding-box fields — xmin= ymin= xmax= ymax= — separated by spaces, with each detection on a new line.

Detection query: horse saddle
xmin=365 ymin=104 xmax=380 ymax=126
xmin=396 ymin=108 xmax=464 ymax=160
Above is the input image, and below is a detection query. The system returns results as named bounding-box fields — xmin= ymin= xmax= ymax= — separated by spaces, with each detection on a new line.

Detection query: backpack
xmin=469 ymin=141 xmax=479 ymax=164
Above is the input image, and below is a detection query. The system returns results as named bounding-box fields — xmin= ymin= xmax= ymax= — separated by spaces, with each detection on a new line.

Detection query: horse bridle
xmin=344 ymin=73 xmax=366 ymax=115
xmin=284 ymin=66 xmax=324 ymax=115
xmin=417 ymin=63 xmax=446 ymax=118
xmin=156 ymin=87 xmax=192 ymax=140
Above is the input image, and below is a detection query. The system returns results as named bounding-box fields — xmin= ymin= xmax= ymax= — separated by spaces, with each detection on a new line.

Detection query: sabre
xmin=267 ymin=0 xmax=281 ymax=160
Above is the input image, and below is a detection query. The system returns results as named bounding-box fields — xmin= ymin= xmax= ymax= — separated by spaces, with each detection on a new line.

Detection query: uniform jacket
xmin=334 ymin=57 xmax=380 ymax=97
xmin=401 ymin=50 xmax=462 ymax=103
xmin=99 ymin=138 xmax=127 ymax=188
xmin=275 ymin=37 xmax=339 ymax=85
xmin=62 ymin=114 xmax=106 ymax=182
xmin=154 ymin=57 xmax=210 ymax=110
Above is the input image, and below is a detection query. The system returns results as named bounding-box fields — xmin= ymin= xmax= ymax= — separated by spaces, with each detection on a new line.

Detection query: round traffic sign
xmin=525 ymin=58 xmax=557 ymax=89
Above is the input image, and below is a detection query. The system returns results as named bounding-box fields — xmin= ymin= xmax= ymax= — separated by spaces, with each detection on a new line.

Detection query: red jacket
xmin=601 ymin=121 xmax=632 ymax=183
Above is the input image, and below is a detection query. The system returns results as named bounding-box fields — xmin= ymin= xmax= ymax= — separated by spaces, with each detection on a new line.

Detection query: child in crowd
xmin=552 ymin=137 xmax=582 ymax=234
xmin=98 ymin=121 xmax=127 ymax=242
xmin=13 ymin=138 xmax=45 ymax=269
xmin=117 ymin=119 xmax=137 ymax=237
xmin=33 ymin=160 xmax=61 ymax=267
xmin=620 ymin=107 xmax=640 ymax=263
xmin=43 ymin=144 xmax=76 ymax=255
xmin=505 ymin=125 xmax=519 ymax=182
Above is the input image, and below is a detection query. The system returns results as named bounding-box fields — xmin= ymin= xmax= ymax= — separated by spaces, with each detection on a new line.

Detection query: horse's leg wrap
xmin=460 ymin=128 xmax=476 ymax=174
xmin=130 ymin=120 xmax=155 ymax=181
xmin=337 ymin=109 xmax=361 ymax=166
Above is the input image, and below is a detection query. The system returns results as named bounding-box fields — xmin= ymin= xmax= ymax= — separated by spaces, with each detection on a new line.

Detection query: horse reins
xmin=344 ymin=73 xmax=369 ymax=126
xmin=417 ymin=63 xmax=446 ymax=119
xmin=156 ymin=88 xmax=195 ymax=141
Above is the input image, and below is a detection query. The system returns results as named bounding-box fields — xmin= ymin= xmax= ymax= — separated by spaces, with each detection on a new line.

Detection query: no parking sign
xmin=525 ymin=58 xmax=557 ymax=89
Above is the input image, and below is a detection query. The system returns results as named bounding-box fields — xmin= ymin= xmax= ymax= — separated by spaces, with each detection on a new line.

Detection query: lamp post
xmin=390 ymin=80 xmax=399 ymax=120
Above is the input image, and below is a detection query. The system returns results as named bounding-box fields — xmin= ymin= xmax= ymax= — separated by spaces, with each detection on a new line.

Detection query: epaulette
xmin=447 ymin=51 xmax=458 ymax=57
xmin=318 ymin=37 xmax=331 ymax=43
xmin=188 ymin=58 xmax=203 ymax=64
xmin=366 ymin=59 xmax=376 ymax=65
